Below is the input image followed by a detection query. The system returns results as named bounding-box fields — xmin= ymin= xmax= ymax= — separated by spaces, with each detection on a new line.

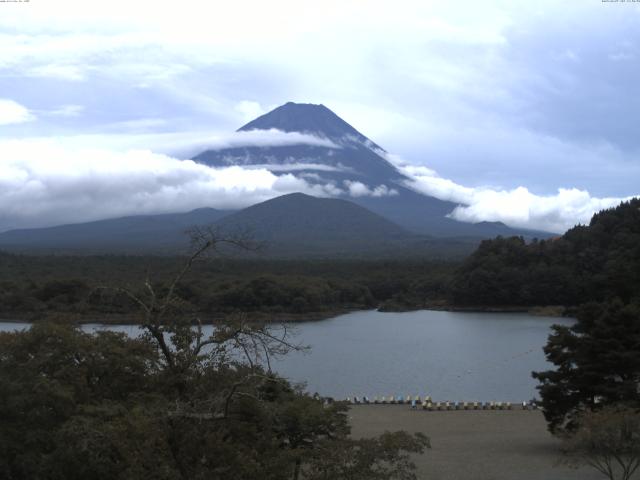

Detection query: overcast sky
xmin=1 ymin=0 xmax=638 ymax=232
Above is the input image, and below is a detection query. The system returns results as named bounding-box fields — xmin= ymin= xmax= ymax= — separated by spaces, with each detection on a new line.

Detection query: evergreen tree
xmin=533 ymin=301 xmax=640 ymax=433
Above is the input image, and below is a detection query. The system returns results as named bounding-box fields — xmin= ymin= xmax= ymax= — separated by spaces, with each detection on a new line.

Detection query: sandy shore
xmin=348 ymin=405 xmax=601 ymax=480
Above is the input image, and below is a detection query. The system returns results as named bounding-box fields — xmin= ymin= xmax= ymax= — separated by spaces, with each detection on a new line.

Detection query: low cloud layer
xmin=398 ymin=163 xmax=635 ymax=233
xmin=0 ymin=139 xmax=341 ymax=231
xmin=198 ymin=129 xmax=340 ymax=150
xmin=0 ymin=99 xmax=34 ymax=125
xmin=19 ymin=130 xmax=339 ymax=158
xmin=2 ymin=135 xmax=634 ymax=234
xmin=163 ymin=129 xmax=340 ymax=158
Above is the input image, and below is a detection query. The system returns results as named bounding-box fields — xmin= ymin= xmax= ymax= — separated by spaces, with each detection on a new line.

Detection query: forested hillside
xmin=0 ymin=255 xmax=454 ymax=321
xmin=3 ymin=199 xmax=637 ymax=321
xmin=451 ymin=199 xmax=640 ymax=307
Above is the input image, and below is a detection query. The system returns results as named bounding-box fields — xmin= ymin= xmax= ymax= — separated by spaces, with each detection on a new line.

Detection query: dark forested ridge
xmin=451 ymin=199 xmax=640 ymax=308
xmin=3 ymin=199 xmax=637 ymax=322
xmin=440 ymin=197 xmax=640 ymax=436
xmin=0 ymin=208 xmax=230 ymax=252
xmin=445 ymin=199 xmax=640 ymax=434
xmin=0 ymin=193 xmax=481 ymax=258
xmin=522 ymin=199 xmax=640 ymax=433
xmin=0 ymin=254 xmax=456 ymax=321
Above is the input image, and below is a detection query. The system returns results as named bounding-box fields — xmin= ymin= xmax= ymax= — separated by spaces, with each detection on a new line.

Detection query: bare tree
xmin=563 ymin=406 xmax=640 ymax=480
xmin=99 ymin=227 xmax=304 ymax=414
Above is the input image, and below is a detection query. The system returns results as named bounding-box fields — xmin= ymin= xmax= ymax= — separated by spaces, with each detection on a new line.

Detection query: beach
xmin=348 ymin=406 xmax=602 ymax=480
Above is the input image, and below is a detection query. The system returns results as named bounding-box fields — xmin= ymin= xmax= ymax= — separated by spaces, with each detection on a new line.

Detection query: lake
xmin=0 ymin=309 xmax=572 ymax=402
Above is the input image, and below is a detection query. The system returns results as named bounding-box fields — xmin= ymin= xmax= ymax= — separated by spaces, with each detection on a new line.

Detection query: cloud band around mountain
xmin=0 ymin=139 xmax=342 ymax=231
xmin=0 ymin=137 xmax=636 ymax=233
xmin=398 ymin=164 xmax=635 ymax=233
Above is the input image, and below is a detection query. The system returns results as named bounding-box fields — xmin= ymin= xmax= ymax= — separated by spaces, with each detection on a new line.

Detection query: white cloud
xmin=235 ymin=100 xmax=266 ymax=123
xmin=12 ymin=130 xmax=341 ymax=159
xmin=242 ymin=163 xmax=346 ymax=172
xmin=0 ymin=138 xmax=338 ymax=231
xmin=199 ymin=129 xmax=341 ymax=150
xmin=26 ymin=64 xmax=86 ymax=81
xmin=448 ymin=188 xmax=632 ymax=233
xmin=0 ymin=134 xmax=635 ymax=234
xmin=44 ymin=104 xmax=84 ymax=117
xmin=343 ymin=180 xmax=398 ymax=198
xmin=124 ymin=129 xmax=339 ymax=156
xmin=398 ymin=164 xmax=474 ymax=202
xmin=398 ymin=163 xmax=636 ymax=233
xmin=0 ymin=99 xmax=35 ymax=125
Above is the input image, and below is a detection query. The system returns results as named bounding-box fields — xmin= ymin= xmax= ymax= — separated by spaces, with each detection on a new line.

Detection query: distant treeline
xmin=451 ymin=199 xmax=640 ymax=307
xmin=3 ymin=199 xmax=637 ymax=321
xmin=0 ymin=255 xmax=456 ymax=321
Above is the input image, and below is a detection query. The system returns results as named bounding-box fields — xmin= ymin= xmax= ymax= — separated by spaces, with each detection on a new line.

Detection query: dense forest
xmin=451 ymin=199 xmax=640 ymax=308
xmin=0 ymin=234 xmax=431 ymax=480
xmin=508 ymin=200 xmax=640 ymax=435
xmin=2 ymin=200 xmax=638 ymax=323
xmin=0 ymin=307 xmax=428 ymax=480
xmin=0 ymin=255 xmax=455 ymax=322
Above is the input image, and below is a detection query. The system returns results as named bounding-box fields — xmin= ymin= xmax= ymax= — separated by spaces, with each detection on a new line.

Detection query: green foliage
xmin=461 ymin=200 xmax=640 ymax=436
xmin=206 ymin=275 xmax=375 ymax=313
xmin=532 ymin=300 xmax=640 ymax=434
xmin=451 ymin=199 xmax=640 ymax=307
xmin=0 ymin=234 xmax=434 ymax=478
xmin=0 ymin=323 xmax=158 ymax=479
xmin=0 ymin=255 xmax=456 ymax=319
xmin=0 ymin=321 xmax=429 ymax=480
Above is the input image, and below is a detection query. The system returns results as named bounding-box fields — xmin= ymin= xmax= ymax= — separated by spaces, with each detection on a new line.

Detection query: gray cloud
xmin=498 ymin=7 xmax=640 ymax=152
xmin=1 ymin=0 xmax=639 ymax=231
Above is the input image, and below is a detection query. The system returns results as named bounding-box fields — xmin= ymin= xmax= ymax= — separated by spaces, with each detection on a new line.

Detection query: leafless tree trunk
xmin=98 ymin=226 xmax=305 ymax=416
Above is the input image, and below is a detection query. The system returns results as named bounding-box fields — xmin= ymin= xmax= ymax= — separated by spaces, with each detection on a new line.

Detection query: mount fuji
xmin=194 ymin=102 xmax=545 ymax=238
xmin=0 ymin=102 xmax=551 ymax=255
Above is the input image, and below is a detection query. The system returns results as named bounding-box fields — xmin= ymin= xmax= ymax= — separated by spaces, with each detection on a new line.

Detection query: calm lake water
xmin=0 ymin=310 xmax=572 ymax=402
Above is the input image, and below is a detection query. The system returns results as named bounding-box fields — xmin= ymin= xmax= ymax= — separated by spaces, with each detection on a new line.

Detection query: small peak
xmin=273 ymin=192 xmax=315 ymax=201
xmin=282 ymin=101 xmax=321 ymax=107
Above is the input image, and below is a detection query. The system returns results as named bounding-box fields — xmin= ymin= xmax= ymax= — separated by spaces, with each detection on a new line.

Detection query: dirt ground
xmin=348 ymin=405 xmax=604 ymax=480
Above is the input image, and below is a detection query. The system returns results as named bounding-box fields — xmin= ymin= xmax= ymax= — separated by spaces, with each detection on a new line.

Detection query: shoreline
xmin=0 ymin=308 xmax=359 ymax=326
xmin=0 ymin=304 xmax=571 ymax=326
xmin=422 ymin=304 xmax=570 ymax=317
